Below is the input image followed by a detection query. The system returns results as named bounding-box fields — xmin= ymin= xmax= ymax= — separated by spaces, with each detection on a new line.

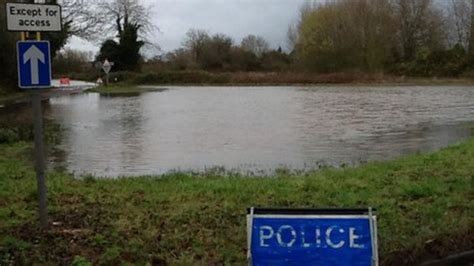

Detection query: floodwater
xmin=44 ymin=86 xmax=474 ymax=177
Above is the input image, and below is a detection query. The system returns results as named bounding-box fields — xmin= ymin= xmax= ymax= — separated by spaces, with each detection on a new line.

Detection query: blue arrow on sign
xmin=17 ymin=41 xmax=52 ymax=89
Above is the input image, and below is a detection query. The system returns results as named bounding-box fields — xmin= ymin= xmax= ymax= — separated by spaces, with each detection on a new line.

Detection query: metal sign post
xmin=32 ymin=88 xmax=47 ymax=228
xmin=247 ymin=208 xmax=379 ymax=266
xmin=102 ymin=59 xmax=113 ymax=86
xmin=8 ymin=1 xmax=62 ymax=229
xmin=19 ymin=33 xmax=50 ymax=229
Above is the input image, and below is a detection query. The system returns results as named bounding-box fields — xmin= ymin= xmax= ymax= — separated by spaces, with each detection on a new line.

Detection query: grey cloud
xmin=150 ymin=0 xmax=307 ymax=52
xmin=68 ymin=0 xmax=307 ymax=54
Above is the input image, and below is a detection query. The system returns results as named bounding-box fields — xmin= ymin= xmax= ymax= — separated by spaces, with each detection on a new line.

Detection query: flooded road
xmin=45 ymin=86 xmax=474 ymax=177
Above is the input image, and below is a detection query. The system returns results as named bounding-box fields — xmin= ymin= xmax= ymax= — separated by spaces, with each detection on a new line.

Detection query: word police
xmin=249 ymin=210 xmax=377 ymax=265
xmin=258 ymin=224 xmax=365 ymax=249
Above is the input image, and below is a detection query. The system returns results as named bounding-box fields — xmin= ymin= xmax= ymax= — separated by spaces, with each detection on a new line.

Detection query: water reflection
xmin=44 ymin=86 xmax=474 ymax=177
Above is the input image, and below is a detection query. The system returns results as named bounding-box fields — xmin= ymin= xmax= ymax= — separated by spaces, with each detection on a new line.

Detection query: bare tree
xmin=241 ymin=35 xmax=270 ymax=57
xmin=470 ymin=0 xmax=474 ymax=53
xmin=393 ymin=0 xmax=446 ymax=60
xmin=286 ymin=24 xmax=298 ymax=52
xmin=97 ymin=0 xmax=155 ymax=39
xmin=165 ymin=48 xmax=195 ymax=70
xmin=59 ymin=0 xmax=108 ymax=40
xmin=446 ymin=0 xmax=471 ymax=48
xmin=94 ymin=0 xmax=160 ymax=56
xmin=183 ymin=29 xmax=211 ymax=61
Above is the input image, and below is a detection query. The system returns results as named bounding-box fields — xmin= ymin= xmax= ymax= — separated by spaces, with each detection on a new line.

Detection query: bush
xmin=107 ymin=71 xmax=139 ymax=83
xmin=0 ymin=112 xmax=61 ymax=144
xmin=131 ymin=71 xmax=231 ymax=85
xmin=392 ymin=44 xmax=470 ymax=77
xmin=53 ymin=49 xmax=93 ymax=76
xmin=59 ymin=70 xmax=101 ymax=82
xmin=0 ymin=129 xmax=19 ymax=144
xmin=71 ymin=256 xmax=92 ymax=266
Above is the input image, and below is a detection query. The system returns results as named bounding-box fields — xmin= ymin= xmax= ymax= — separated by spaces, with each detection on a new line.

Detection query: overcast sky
xmin=66 ymin=0 xmax=307 ymax=56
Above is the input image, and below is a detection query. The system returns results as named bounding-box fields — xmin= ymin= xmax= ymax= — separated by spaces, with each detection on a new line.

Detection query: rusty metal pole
xmin=32 ymin=89 xmax=48 ymax=228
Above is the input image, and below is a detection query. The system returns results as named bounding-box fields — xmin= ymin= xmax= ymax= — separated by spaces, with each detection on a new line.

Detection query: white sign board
xmin=6 ymin=3 xmax=62 ymax=32
xmin=102 ymin=59 xmax=113 ymax=74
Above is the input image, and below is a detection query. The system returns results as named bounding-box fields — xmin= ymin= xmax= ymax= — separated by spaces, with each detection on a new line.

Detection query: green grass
xmin=85 ymin=85 xmax=167 ymax=95
xmin=91 ymin=70 xmax=474 ymax=87
xmin=0 ymin=85 xmax=27 ymax=106
xmin=0 ymin=93 xmax=27 ymax=105
xmin=0 ymin=140 xmax=473 ymax=265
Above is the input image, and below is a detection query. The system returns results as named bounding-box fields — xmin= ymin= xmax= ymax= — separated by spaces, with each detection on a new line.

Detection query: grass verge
xmin=0 ymin=140 xmax=473 ymax=265
xmin=85 ymin=85 xmax=167 ymax=96
xmin=97 ymin=70 xmax=474 ymax=87
xmin=0 ymin=84 xmax=27 ymax=106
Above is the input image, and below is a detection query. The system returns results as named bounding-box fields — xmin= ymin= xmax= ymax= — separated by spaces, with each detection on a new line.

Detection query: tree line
xmin=1 ymin=0 xmax=474 ymax=90
xmin=289 ymin=0 xmax=474 ymax=76
xmin=143 ymin=0 xmax=474 ymax=77
xmin=151 ymin=30 xmax=290 ymax=72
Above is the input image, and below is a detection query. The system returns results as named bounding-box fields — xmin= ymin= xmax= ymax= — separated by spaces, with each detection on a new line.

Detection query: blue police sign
xmin=247 ymin=208 xmax=378 ymax=266
xmin=17 ymin=41 xmax=52 ymax=89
